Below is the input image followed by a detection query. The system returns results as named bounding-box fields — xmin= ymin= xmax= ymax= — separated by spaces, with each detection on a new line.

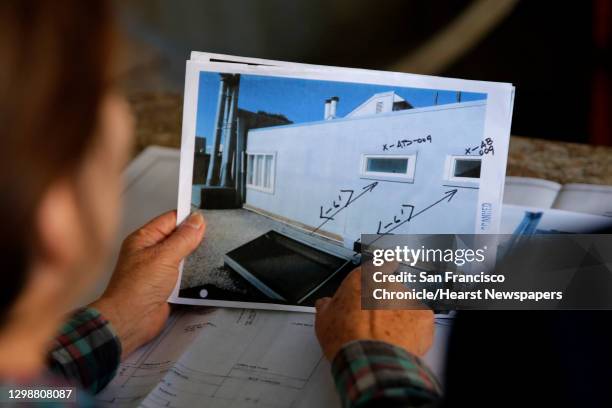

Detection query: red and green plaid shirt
xmin=332 ymin=340 xmax=441 ymax=407
xmin=48 ymin=307 xmax=121 ymax=395
xmin=5 ymin=308 xmax=440 ymax=407
xmin=0 ymin=307 xmax=120 ymax=407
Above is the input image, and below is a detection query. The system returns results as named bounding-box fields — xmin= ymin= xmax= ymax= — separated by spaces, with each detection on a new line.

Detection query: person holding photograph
xmin=0 ymin=1 xmax=439 ymax=407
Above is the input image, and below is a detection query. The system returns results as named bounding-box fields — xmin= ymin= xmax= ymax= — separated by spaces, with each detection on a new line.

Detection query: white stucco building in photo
xmin=244 ymin=91 xmax=487 ymax=248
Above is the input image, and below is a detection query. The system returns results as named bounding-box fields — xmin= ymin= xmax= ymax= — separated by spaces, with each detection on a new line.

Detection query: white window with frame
xmin=246 ymin=152 xmax=276 ymax=193
xmin=360 ymin=154 xmax=416 ymax=182
xmin=445 ymin=155 xmax=482 ymax=182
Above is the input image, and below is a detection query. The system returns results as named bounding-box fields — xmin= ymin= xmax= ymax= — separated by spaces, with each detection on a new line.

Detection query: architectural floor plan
xmin=96 ymin=306 xmax=450 ymax=408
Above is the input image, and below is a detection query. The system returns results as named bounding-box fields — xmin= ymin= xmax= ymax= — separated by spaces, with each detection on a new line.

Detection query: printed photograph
xmin=178 ymin=71 xmax=488 ymax=308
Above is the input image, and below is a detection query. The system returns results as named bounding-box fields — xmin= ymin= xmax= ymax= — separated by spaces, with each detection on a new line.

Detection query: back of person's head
xmin=0 ymin=0 xmax=115 ymax=322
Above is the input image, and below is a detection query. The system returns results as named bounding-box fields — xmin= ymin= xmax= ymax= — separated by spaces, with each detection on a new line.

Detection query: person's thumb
xmin=159 ymin=212 xmax=205 ymax=264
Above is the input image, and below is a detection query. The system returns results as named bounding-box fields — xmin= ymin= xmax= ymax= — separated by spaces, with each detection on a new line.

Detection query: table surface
xmin=128 ymin=92 xmax=612 ymax=186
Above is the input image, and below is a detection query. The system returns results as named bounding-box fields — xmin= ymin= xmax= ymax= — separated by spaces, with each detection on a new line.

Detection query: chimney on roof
xmin=329 ymin=96 xmax=339 ymax=119
xmin=324 ymin=99 xmax=331 ymax=120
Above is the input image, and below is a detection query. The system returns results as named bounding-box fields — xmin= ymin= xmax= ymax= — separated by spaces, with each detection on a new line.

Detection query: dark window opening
xmin=392 ymin=101 xmax=413 ymax=111
xmin=453 ymin=159 xmax=481 ymax=178
xmin=366 ymin=157 xmax=409 ymax=174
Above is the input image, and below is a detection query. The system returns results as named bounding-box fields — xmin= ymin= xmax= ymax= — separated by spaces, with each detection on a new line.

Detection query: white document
xmin=504 ymin=176 xmax=612 ymax=218
xmin=95 ymin=308 xmax=219 ymax=407
xmin=172 ymin=52 xmax=515 ymax=311
xmin=503 ymin=176 xmax=562 ymax=208
xmin=500 ymin=204 xmax=612 ymax=234
xmin=553 ymin=183 xmax=612 ymax=217
xmin=95 ymin=306 xmax=451 ymax=408
xmin=140 ymin=309 xmax=338 ymax=408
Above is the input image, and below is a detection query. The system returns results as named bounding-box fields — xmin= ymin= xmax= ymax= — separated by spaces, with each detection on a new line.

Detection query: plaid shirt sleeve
xmin=331 ymin=340 xmax=441 ymax=408
xmin=48 ymin=307 xmax=122 ymax=395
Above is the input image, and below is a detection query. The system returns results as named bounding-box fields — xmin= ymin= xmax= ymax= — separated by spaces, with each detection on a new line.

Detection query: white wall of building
xmin=246 ymin=100 xmax=486 ymax=248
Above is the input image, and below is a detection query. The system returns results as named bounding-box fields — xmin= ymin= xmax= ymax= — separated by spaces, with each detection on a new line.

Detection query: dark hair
xmin=0 ymin=1 xmax=115 ymax=318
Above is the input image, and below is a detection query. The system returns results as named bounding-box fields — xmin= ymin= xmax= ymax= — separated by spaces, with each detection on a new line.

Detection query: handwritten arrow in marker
xmin=311 ymin=181 xmax=379 ymax=234
xmin=408 ymin=188 xmax=457 ymax=221
xmin=346 ymin=182 xmax=378 ymax=206
xmin=371 ymin=189 xmax=459 ymax=244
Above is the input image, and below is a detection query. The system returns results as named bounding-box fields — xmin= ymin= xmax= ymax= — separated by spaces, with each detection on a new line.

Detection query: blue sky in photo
xmin=195 ymin=71 xmax=486 ymax=146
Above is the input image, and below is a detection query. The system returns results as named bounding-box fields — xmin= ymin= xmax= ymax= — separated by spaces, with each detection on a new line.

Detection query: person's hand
xmin=90 ymin=210 xmax=205 ymax=358
xmin=315 ymin=265 xmax=434 ymax=361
